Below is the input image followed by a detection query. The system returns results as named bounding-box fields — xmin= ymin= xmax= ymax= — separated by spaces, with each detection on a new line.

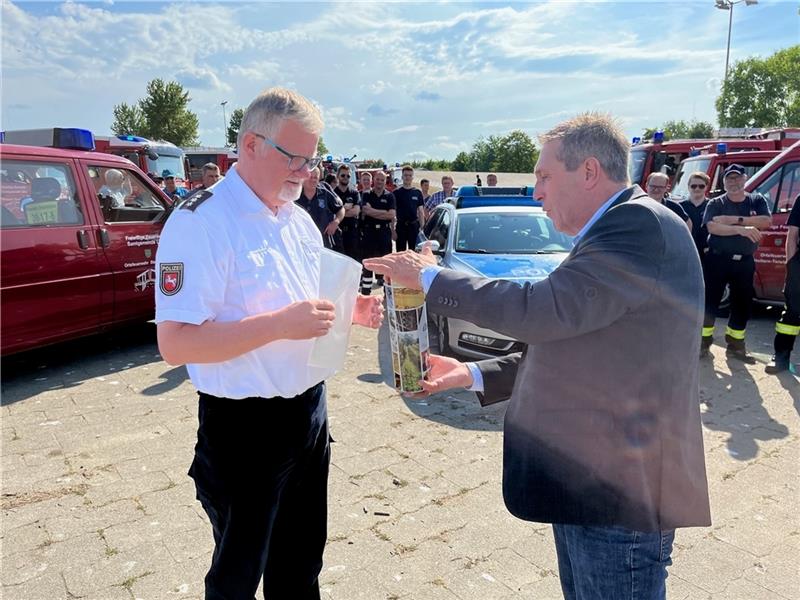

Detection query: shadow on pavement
xmin=366 ymin=317 xmax=504 ymax=432
xmin=1 ymin=322 xmax=165 ymax=405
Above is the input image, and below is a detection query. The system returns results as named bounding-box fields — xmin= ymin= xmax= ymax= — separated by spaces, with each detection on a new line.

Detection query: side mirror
xmin=415 ymin=239 xmax=442 ymax=255
xmin=147 ymin=150 xmax=159 ymax=161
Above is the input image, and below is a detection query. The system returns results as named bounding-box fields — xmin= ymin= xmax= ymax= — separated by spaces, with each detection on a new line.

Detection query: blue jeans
xmin=552 ymin=524 xmax=675 ymax=600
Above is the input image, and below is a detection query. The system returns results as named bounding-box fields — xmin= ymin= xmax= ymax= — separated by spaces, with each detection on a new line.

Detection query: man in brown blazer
xmin=365 ymin=113 xmax=711 ymax=600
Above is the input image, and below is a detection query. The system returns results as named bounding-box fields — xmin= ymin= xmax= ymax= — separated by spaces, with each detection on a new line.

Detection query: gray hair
xmin=237 ymin=87 xmax=323 ymax=148
xmin=202 ymin=162 xmax=220 ymax=175
xmin=539 ymin=112 xmax=630 ymax=184
xmin=646 ymin=171 xmax=669 ymax=186
xmin=105 ymin=168 xmax=124 ymax=185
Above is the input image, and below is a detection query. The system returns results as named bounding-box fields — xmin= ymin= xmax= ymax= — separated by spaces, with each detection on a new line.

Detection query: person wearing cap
xmin=161 ymin=169 xmax=188 ymax=202
xmin=701 ymin=164 xmax=771 ymax=361
xmin=766 ymin=193 xmax=800 ymax=373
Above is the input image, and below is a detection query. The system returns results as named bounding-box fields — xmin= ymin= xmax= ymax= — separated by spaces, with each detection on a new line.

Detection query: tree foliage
xmin=642 ymin=119 xmax=715 ymax=141
xmin=110 ymin=79 xmax=199 ymax=146
xmin=716 ymin=44 xmax=800 ymax=128
xmin=448 ymin=131 xmax=539 ymax=172
xmin=227 ymin=108 xmax=244 ymax=146
xmin=317 ymin=137 xmax=329 ymax=155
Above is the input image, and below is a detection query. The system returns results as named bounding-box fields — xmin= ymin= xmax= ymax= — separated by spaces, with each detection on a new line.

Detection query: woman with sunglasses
xmin=680 ymin=171 xmax=711 ymax=262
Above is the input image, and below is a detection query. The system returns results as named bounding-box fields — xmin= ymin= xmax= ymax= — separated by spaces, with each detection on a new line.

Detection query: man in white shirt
xmin=97 ymin=168 xmax=132 ymax=208
xmin=155 ymin=88 xmax=382 ymax=600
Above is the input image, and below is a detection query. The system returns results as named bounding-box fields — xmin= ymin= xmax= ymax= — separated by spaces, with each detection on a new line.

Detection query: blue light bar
xmin=1 ymin=127 xmax=95 ymax=151
xmin=117 ymin=134 xmax=148 ymax=143
xmin=326 ymin=154 xmax=333 ymax=161
xmin=653 ymin=130 xmax=665 ymax=143
xmin=716 ymin=142 xmax=728 ymax=154
xmin=632 ymin=136 xmax=641 ymax=145
xmin=689 ymin=148 xmax=700 ymax=157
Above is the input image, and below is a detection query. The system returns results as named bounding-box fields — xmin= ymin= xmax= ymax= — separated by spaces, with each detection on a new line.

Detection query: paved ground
xmin=1 ymin=308 xmax=798 ymax=600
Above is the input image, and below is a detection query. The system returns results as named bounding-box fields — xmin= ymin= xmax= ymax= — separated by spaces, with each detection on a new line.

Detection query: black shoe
xmin=765 ymin=354 xmax=791 ymax=374
xmin=726 ymin=345 xmax=757 ymax=364
xmin=700 ymin=337 xmax=713 ymax=358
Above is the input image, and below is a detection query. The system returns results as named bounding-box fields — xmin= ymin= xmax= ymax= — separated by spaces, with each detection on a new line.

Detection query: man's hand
xmin=323 ymin=220 xmax=340 ymax=236
xmin=739 ymin=226 xmax=762 ymax=243
xmin=274 ymin=300 xmax=335 ymax=340
xmin=363 ymin=245 xmax=437 ymax=291
xmin=406 ymin=354 xmax=473 ymax=398
xmin=352 ymin=294 xmax=384 ymax=329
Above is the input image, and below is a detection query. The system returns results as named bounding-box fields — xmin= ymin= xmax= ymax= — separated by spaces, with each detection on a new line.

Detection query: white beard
xmin=277 ymin=182 xmax=302 ymax=203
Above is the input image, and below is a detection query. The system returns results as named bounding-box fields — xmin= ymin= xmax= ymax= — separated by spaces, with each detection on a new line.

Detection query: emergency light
xmin=632 ymin=137 xmax=641 ymax=145
xmin=2 ymin=127 xmax=95 ymax=151
xmin=653 ymin=130 xmax=665 ymax=143
xmin=717 ymin=143 xmax=728 ymax=155
xmin=117 ymin=134 xmax=148 ymax=143
xmin=689 ymin=148 xmax=700 ymax=157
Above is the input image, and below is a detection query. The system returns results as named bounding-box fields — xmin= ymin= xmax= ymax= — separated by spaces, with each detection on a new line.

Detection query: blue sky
xmin=2 ymin=1 xmax=798 ymax=164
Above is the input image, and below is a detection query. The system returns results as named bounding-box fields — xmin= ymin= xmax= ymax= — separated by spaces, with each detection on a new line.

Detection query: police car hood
xmin=448 ymin=251 xmax=567 ymax=284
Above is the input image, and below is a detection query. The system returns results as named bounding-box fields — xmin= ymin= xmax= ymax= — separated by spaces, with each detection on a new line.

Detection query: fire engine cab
xmin=182 ymin=146 xmax=238 ymax=189
xmin=0 ymin=127 xmax=174 ymax=355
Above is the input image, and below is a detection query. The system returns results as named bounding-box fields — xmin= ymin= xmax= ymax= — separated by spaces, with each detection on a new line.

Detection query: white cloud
xmin=387 ymin=125 xmax=420 ymax=134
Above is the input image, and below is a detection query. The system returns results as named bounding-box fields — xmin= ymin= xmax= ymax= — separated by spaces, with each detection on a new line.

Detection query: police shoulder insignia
xmin=180 ymin=190 xmax=213 ymax=212
xmin=159 ymin=263 xmax=184 ymax=296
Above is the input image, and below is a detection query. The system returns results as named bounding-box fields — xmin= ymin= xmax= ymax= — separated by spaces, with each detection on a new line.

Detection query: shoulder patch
xmin=180 ymin=190 xmax=213 ymax=211
xmin=159 ymin=263 xmax=184 ymax=296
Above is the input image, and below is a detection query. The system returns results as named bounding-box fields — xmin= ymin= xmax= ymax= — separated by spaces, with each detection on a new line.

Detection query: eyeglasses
xmin=253 ymin=133 xmax=322 ymax=172
xmin=689 ymin=184 xmax=707 ymax=190
xmin=648 ymin=185 xmax=667 ymax=190
xmin=339 ymin=174 xmax=350 ymax=179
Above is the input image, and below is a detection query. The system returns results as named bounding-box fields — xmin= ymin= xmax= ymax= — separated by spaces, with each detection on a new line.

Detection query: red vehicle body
xmin=183 ymin=146 xmax=238 ymax=189
xmin=1 ymin=136 xmax=174 ymax=355
xmin=671 ymin=149 xmax=780 ymax=200
xmin=629 ymin=128 xmax=800 ymax=188
xmin=93 ymin=135 xmax=188 ymax=187
xmin=742 ymin=141 xmax=800 ymax=303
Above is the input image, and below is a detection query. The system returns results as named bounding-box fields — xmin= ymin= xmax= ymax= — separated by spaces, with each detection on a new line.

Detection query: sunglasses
xmin=689 ymin=184 xmax=707 ymax=190
xmin=339 ymin=174 xmax=350 ymax=178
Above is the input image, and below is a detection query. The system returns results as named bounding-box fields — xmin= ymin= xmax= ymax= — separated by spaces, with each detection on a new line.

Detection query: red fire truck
xmin=0 ymin=128 xmax=174 ymax=355
xmin=182 ymin=146 xmax=238 ymax=189
xmin=671 ymin=146 xmax=780 ymax=200
xmin=92 ymin=134 xmax=188 ymax=187
xmin=629 ymin=128 xmax=800 ymax=188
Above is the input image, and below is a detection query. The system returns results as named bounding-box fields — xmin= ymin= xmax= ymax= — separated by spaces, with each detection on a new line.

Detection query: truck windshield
xmin=629 ymin=150 xmax=647 ymax=185
xmin=146 ymin=154 xmax=186 ymax=182
xmin=671 ymin=157 xmax=711 ymax=200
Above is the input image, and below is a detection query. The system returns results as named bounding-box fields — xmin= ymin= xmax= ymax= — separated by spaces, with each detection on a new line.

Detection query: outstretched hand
xmin=362 ymin=245 xmax=437 ymax=291
xmin=352 ymin=294 xmax=384 ymax=329
xmin=404 ymin=354 xmax=474 ymax=398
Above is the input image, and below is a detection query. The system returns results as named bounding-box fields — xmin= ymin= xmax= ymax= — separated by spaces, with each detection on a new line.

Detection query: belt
xmin=368 ymin=223 xmax=390 ymax=229
xmin=709 ymin=249 xmax=751 ymax=261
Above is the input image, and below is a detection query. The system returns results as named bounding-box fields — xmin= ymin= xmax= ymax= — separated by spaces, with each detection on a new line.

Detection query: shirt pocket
xmin=235 ymin=248 xmax=291 ymax=314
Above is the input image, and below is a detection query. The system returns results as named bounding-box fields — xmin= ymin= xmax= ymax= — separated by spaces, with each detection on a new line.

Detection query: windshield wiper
xmin=458 ymin=248 xmax=490 ymax=254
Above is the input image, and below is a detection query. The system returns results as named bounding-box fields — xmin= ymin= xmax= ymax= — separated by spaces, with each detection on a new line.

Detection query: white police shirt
xmin=155 ymin=165 xmax=328 ymax=399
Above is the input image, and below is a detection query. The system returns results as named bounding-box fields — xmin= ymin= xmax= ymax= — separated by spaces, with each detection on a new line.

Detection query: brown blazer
xmin=428 ymin=186 xmax=711 ymax=531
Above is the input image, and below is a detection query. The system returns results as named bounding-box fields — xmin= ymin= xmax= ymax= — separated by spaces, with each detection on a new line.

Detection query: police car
xmin=417 ymin=186 xmax=573 ymax=359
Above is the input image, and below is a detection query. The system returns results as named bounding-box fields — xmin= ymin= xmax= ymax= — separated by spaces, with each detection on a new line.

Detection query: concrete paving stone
xmin=743 ymin=543 xmax=800 ymax=599
xmin=137 ymin=479 xmax=196 ymax=513
xmin=373 ymin=502 xmax=470 ymax=550
xmin=327 ymin=500 xmax=396 ymax=539
xmin=666 ymin=574 xmax=712 ymax=600
xmin=2 ymin=493 xmax=85 ymax=532
xmin=1 ymin=451 xmax=27 ymax=472
xmin=3 ymin=429 xmax=59 ymax=455
xmin=437 ymin=562 xmax=518 ymax=598
xmin=440 ymin=456 xmax=498 ymax=489
xmin=711 ymin=499 xmax=799 ymax=558
xmin=325 ymin=527 xmax=397 ymax=573
xmin=2 ymin=409 xmax=49 ymax=427
xmin=0 ymin=549 xmax=50 ymax=586
xmin=83 ymin=470 xmax=174 ymax=507
xmin=320 ymin=567 xmax=401 ymax=600
xmin=506 ymin=528 xmax=560 ymax=573
xmin=333 ymin=445 xmax=410 ymax=477
xmin=162 ymin=526 xmax=214 ymax=564
xmin=130 ymin=556 xmax=206 ymax=599
xmin=2 ymin=520 xmax=50 ymax=557
xmin=380 ymin=472 xmax=465 ymax=516
xmin=61 ymin=539 xmax=175 ymax=597
xmin=0 ymin=568 xmax=67 ymax=600
xmin=102 ymin=506 xmax=205 ymax=553
xmin=718 ymin=575 xmax=788 ymax=599
xmin=403 ymin=582 xmax=462 ymax=600
xmin=6 ymin=393 xmax=73 ymax=414
xmin=515 ymin=571 xmax=568 ymax=600
xmin=44 ymin=498 xmax=143 ymax=541
xmin=330 ymin=466 xmax=398 ymax=508
xmin=484 ymin=547 xmax=545 ymax=591
xmin=371 ymin=538 xmax=467 ymax=598
xmin=115 ymin=450 xmax=193 ymax=480
xmin=672 ymin=535 xmax=760 ymax=594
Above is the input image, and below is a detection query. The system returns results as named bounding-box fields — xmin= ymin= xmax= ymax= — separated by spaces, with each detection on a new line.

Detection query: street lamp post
xmin=714 ymin=0 xmax=758 ymax=87
xmin=220 ymin=100 xmax=228 ymax=147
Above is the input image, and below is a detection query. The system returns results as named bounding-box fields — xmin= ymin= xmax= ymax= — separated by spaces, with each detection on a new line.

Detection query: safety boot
xmin=765 ymin=351 xmax=791 ymax=374
xmin=699 ymin=336 xmax=713 ymax=359
xmin=725 ymin=335 xmax=756 ymax=364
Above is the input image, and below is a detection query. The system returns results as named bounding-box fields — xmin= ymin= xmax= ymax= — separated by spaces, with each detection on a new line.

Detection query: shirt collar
xmin=573 ymin=188 xmax=627 ymax=243
xmin=226 ymin=164 xmax=296 ymax=219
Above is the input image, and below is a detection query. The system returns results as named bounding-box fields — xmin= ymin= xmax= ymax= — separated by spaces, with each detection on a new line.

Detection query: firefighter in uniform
xmin=766 ymin=193 xmax=800 ymax=373
xmin=360 ymin=170 xmax=395 ymax=294
xmin=333 ymin=164 xmax=361 ymax=260
xmin=296 ymin=166 xmax=345 ymax=251
xmin=701 ymin=164 xmax=771 ymax=362
xmin=393 ymin=165 xmax=426 ymax=252
xmin=154 ymin=88 xmax=382 ymax=600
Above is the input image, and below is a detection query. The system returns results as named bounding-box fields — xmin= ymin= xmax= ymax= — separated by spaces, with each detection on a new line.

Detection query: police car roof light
xmin=1 ymin=127 xmax=95 ymax=151
xmin=653 ymin=130 xmax=665 ymax=143
xmin=117 ymin=134 xmax=148 ymax=143
xmin=632 ymin=136 xmax=641 ymax=145
xmin=689 ymin=148 xmax=700 ymax=157
xmin=717 ymin=142 xmax=728 ymax=155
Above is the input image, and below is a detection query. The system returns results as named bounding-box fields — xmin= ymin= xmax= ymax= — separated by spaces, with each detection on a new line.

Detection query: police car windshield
xmin=455 ymin=213 xmax=573 ymax=254
xmin=671 ymin=157 xmax=711 ymax=199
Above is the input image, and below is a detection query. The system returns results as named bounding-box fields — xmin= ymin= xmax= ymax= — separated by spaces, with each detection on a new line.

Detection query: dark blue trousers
xmin=190 ymin=384 xmax=329 ymax=600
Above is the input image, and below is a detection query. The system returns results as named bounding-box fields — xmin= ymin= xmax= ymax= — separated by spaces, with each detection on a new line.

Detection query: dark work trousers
xmin=703 ymin=252 xmax=755 ymax=335
xmin=775 ymin=254 xmax=800 ymax=354
xmin=340 ymin=222 xmax=360 ymax=262
xmin=360 ymin=224 xmax=392 ymax=294
xmin=190 ymin=384 xmax=329 ymax=600
xmin=395 ymin=220 xmax=420 ymax=252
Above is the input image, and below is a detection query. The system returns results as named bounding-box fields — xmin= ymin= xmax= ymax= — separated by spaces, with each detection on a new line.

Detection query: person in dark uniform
xmin=360 ymin=170 xmax=395 ymax=294
xmin=393 ymin=165 xmax=425 ymax=252
xmin=155 ymin=88 xmax=383 ymax=600
xmin=333 ymin=164 xmax=361 ymax=260
xmin=679 ymin=171 xmax=711 ymax=262
xmin=766 ymin=194 xmax=800 ymax=373
xmin=296 ymin=166 xmax=345 ymax=251
xmin=701 ymin=164 xmax=771 ymax=361
xmin=646 ymin=172 xmax=690 ymax=227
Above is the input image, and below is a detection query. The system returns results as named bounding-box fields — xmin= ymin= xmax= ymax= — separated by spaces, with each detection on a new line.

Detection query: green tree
xmin=451 ymin=151 xmax=471 ymax=172
xmin=227 ymin=108 xmax=244 ymax=146
xmin=112 ymin=79 xmax=199 ymax=146
xmin=716 ymin=44 xmax=800 ymax=127
xmin=491 ymin=130 xmax=539 ymax=173
xmin=317 ymin=137 xmax=329 ymax=155
xmin=110 ymin=102 xmax=147 ymax=136
xmin=643 ymin=119 xmax=715 ymax=141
